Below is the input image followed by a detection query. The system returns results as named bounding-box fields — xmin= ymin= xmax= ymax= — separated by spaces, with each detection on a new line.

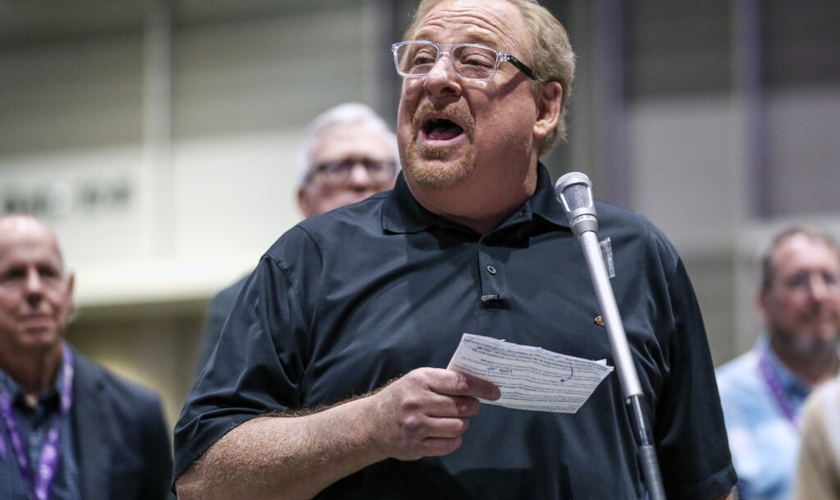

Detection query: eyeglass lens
xmin=395 ymin=42 xmax=500 ymax=80
xmin=314 ymin=159 xmax=395 ymax=183
xmin=782 ymin=270 xmax=840 ymax=292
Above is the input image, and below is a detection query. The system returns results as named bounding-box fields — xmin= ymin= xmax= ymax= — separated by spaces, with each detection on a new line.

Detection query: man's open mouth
xmin=423 ymin=118 xmax=464 ymax=141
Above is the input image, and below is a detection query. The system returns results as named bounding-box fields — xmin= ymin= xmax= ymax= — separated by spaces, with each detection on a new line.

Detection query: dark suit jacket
xmin=197 ymin=275 xmax=248 ymax=373
xmin=70 ymin=347 xmax=174 ymax=500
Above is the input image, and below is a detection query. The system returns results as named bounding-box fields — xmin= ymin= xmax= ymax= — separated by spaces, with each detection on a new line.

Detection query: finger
xmin=417 ymin=435 xmax=465 ymax=457
xmin=432 ymin=395 xmax=482 ymax=418
xmin=426 ymin=368 xmax=501 ymax=401
xmin=399 ymin=369 xmax=495 ymax=417
xmin=390 ymin=409 xmax=471 ymax=459
xmin=427 ymin=416 xmax=470 ymax=438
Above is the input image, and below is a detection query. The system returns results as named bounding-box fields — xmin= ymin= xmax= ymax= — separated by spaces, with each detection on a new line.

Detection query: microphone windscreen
xmin=555 ymin=172 xmax=597 ymax=236
xmin=555 ymin=171 xmax=593 ymax=212
xmin=562 ymin=182 xmax=590 ymax=212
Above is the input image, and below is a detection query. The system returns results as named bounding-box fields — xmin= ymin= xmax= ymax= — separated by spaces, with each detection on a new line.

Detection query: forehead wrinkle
xmin=412 ymin=4 xmax=523 ymax=52
xmin=414 ymin=23 xmax=503 ymax=48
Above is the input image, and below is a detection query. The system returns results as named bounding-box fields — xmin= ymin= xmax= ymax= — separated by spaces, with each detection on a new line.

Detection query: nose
xmin=25 ymin=268 xmax=43 ymax=293
xmin=24 ymin=269 xmax=45 ymax=306
xmin=345 ymin=162 xmax=379 ymax=188
xmin=423 ymin=52 xmax=462 ymax=97
xmin=807 ymin=273 xmax=835 ymax=301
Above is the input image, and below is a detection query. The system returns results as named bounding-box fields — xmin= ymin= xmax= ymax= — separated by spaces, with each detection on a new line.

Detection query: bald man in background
xmin=0 ymin=214 xmax=173 ymax=500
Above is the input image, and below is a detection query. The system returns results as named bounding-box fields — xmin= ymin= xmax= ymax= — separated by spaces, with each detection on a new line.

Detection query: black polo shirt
xmin=175 ymin=165 xmax=736 ymax=499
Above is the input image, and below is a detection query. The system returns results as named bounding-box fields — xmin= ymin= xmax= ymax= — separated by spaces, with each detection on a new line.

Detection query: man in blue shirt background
xmin=717 ymin=224 xmax=840 ymax=500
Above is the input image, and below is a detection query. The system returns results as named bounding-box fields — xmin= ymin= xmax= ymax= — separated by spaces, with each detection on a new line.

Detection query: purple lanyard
xmin=0 ymin=344 xmax=74 ymax=500
xmin=758 ymin=352 xmax=799 ymax=432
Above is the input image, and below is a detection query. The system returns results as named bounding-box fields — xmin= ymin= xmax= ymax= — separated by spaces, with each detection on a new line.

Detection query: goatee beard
xmin=403 ymin=144 xmax=475 ymax=189
xmin=403 ymin=102 xmax=476 ymax=189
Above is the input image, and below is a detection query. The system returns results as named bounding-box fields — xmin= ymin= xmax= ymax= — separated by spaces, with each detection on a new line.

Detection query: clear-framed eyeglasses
xmin=780 ymin=270 xmax=840 ymax=294
xmin=391 ymin=40 xmax=536 ymax=82
xmin=307 ymin=158 xmax=397 ymax=185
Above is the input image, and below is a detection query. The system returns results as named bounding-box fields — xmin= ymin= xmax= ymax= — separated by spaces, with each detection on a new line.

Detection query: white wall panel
xmin=0 ymin=35 xmax=145 ymax=154
xmin=628 ymin=96 xmax=747 ymax=254
xmin=763 ymin=87 xmax=840 ymax=216
xmin=0 ymin=3 xmax=378 ymax=308
xmin=0 ymin=147 xmax=149 ymax=303
xmin=172 ymin=8 xmax=370 ymax=136
xmin=171 ymin=130 xmax=303 ymax=279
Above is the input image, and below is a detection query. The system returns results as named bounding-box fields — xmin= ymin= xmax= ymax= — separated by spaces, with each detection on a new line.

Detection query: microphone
xmin=555 ymin=172 xmax=640 ymax=394
xmin=554 ymin=171 xmax=598 ymax=237
xmin=554 ymin=171 xmax=667 ymax=500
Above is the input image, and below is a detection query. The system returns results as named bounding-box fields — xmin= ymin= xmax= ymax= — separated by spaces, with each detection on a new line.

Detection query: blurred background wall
xmin=1 ymin=0 xmax=838 ymax=429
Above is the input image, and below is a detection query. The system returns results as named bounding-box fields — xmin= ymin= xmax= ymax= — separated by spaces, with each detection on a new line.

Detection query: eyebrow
xmin=412 ymin=28 xmax=502 ymax=49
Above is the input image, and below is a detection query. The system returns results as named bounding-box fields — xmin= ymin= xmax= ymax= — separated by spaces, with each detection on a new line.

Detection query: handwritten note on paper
xmin=447 ymin=333 xmax=613 ymax=413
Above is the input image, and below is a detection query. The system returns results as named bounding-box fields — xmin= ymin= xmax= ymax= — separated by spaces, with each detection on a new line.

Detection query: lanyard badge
xmin=0 ymin=344 xmax=74 ymax=500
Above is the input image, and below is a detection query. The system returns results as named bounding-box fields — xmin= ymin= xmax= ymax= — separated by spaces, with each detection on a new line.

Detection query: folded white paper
xmin=447 ymin=333 xmax=613 ymax=413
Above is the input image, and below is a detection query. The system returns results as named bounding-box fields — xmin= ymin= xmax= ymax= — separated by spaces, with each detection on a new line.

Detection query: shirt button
xmin=486 ymin=265 xmax=497 ymax=275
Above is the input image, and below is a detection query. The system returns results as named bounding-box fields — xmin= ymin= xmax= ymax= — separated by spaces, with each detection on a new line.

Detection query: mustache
xmin=411 ymin=101 xmax=475 ymax=138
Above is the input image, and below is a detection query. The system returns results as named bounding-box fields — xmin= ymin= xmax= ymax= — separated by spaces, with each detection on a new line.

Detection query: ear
xmin=533 ymin=81 xmax=563 ymax=142
xmin=64 ymin=272 xmax=76 ymax=327
xmin=297 ymin=187 xmax=313 ymax=218
xmin=756 ymin=288 xmax=770 ymax=323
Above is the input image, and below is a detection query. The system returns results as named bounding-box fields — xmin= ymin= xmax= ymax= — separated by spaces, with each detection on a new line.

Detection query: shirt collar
xmin=0 ymin=351 xmax=71 ymax=410
xmin=381 ymin=162 xmax=571 ymax=235
xmin=757 ymin=335 xmax=815 ymax=398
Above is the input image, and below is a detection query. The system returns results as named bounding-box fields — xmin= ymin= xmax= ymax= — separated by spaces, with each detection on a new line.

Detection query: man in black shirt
xmin=174 ymin=1 xmax=737 ymax=498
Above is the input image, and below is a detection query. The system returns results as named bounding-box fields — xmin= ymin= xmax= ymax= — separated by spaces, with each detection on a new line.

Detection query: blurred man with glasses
xmin=195 ymin=102 xmax=399 ymax=373
xmin=717 ymin=225 xmax=840 ymax=500
xmin=174 ymin=1 xmax=737 ymax=499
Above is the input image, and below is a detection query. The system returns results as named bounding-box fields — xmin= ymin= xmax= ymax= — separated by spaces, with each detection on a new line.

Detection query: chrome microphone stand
xmin=555 ymin=172 xmax=666 ymax=500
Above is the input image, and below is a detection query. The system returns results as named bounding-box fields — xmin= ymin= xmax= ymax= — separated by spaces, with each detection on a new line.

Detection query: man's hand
xmin=368 ymin=367 xmax=501 ymax=460
xmin=176 ymin=367 xmax=500 ymax=500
